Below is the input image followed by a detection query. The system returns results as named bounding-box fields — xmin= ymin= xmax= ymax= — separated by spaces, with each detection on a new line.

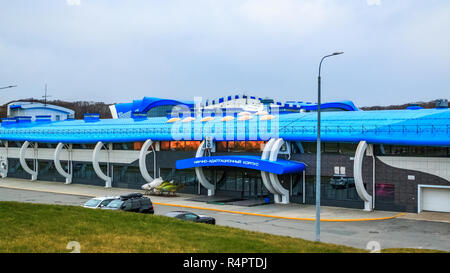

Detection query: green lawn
xmin=0 ymin=201 xmax=444 ymax=253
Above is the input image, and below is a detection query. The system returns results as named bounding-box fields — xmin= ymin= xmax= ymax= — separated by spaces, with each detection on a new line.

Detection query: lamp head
xmin=332 ymin=51 xmax=344 ymax=55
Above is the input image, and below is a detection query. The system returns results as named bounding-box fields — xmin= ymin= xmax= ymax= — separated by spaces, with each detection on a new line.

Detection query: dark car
xmin=102 ymin=193 xmax=154 ymax=214
xmin=165 ymin=211 xmax=215 ymax=225
xmin=330 ymin=175 xmax=355 ymax=189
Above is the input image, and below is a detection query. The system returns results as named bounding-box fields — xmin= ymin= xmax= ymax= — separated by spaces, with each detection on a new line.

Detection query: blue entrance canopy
xmin=176 ymin=155 xmax=306 ymax=175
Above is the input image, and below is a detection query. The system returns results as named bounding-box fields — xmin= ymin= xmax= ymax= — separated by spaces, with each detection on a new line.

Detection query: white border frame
xmin=417 ymin=184 xmax=450 ymax=213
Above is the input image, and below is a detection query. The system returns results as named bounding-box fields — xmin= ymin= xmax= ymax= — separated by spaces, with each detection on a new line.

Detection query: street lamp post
xmin=315 ymin=52 xmax=343 ymax=242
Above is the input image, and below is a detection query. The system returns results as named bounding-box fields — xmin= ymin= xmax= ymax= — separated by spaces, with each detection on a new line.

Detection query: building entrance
xmin=214 ymin=167 xmax=269 ymax=200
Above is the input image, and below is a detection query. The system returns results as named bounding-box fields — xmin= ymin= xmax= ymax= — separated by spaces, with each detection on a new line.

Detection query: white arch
xmin=269 ymin=138 xmax=290 ymax=204
xmin=0 ymin=141 xmax=8 ymax=178
xmin=260 ymin=138 xmax=279 ymax=199
xmin=92 ymin=141 xmax=112 ymax=188
xmin=19 ymin=141 xmax=38 ymax=181
xmin=139 ymin=139 xmax=156 ymax=183
xmin=195 ymin=140 xmax=215 ymax=196
xmin=0 ymin=155 xmax=7 ymax=178
xmin=353 ymin=140 xmax=373 ymax=211
xmin=54 ymin=143 xmax=73 ymax=184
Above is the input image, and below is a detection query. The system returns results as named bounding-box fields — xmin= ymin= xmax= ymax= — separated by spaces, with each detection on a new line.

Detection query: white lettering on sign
xmin=193 ymin=158 xmax=260 ymax=167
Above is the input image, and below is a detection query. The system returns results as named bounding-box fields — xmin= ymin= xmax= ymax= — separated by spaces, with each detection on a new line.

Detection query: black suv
xmin=103 ymin=193 xmax=154 ymax=214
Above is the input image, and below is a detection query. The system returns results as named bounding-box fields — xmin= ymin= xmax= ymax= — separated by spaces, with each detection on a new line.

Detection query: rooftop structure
xmin=7 ymin=101 xmax=75 ymax=121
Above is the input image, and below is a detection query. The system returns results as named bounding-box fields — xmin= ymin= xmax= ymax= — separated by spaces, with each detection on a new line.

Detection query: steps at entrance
xmin=227 ymin=198 xmax=269 ymax=207
xmin=187 ymin=195 xmax=242 ymax=204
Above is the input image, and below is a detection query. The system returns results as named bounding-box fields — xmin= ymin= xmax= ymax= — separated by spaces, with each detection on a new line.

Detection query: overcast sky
xmin=1 ymin=0 xmax=449 ymax=107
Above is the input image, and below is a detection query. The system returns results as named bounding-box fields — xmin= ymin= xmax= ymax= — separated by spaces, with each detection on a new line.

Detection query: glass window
xmin=84 ymin=199 xmax=101 ymax=208
xmin=106 ymin=200 xmax=123 ymax=208
xmin=245 ymin=141 xmax=264 ymax=152
xmin=160 ymin=141 xmax=170 ymax=151
xmin=427 ymin=146 xmax=448 ymax=157
xmin=234 ymin=141 xmax=246 ymax=151
xmin=170 ymin=141 xmax=185 ymax=151
xmin=124 ymin=201 xmax=133 ymax=210
xmin=134 ymin=142 xmax=144 ymax=150
xmin=375 ymin=184 xmax=395 ymax=202
xmin=184 ymin=141 xmax=201 ymax=151
xmin=302 ymin=142 xmax=316 ymax=154
xmin=339 ymin=143 xmax=357 ymax=155
xmin=391 ymin=146 xmax=408 ymax=155
xmin=216 ymin=141 xmax=227 ymax=152
xmin=323 ymin=142 xmax=339 ymax=153
xmin=113 ymin=143 xmax=133 ymax=150
xmin=184 ymin=213 xmax=199 ymax=221
xmin=99 ymin=199 xmax=114 ymax=207
xmin=227 ymin=141 xmax=236 ymax=150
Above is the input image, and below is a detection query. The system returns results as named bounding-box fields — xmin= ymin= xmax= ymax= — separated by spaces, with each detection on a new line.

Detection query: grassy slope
xmin=0 ymin=202 xmax=444 ymax=253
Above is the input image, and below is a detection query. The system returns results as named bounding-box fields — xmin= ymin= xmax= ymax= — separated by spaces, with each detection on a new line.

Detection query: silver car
xmin=83 ymin=196 xmax=119 ymax=209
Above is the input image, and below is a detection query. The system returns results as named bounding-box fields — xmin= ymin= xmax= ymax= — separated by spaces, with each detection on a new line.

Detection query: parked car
xmin=165 ymin=211 xmax=215 ymax=225
xmin=83 ymin=196 xmax=119 ymax=209
xmin=329 ymin=175 xmax=355 ymax=189
xmin=102 ymin=193 xmax=154 ymax=214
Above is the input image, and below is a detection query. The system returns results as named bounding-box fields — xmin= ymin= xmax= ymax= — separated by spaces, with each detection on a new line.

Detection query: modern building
xmin=7 ymin=101 xmax=75 ymax=121
xmin=0 ymin=95 xmax=449 ymax=214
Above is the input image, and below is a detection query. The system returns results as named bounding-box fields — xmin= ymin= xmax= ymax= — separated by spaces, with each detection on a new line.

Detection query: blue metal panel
xmin=299 ymin=101 xmax=358 ymax=111
xmin=113 ymin=98 xmax=194 ymax=118
xmin=176 ymin=155 xmax=306 ymax=174
xmin=9 ymin=105 xmax=21 ymax=110
xmin=0 ymin=108 xmax=449 ymax=146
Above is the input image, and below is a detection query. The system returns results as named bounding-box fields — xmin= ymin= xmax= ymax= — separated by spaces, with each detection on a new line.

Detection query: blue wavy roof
xmin=298 ymin=100 xmax=358 ymax=111
xmin=0 ymin=108 xmax=449 ymax=146
xmin=113 ymin=97 xmax=194 ymax=118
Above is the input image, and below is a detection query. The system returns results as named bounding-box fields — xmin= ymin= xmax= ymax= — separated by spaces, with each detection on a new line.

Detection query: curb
xmin=0 ymin=184 xmax=405 ymax=222
xmin=152 ymin=202 xmax=407 ymax=222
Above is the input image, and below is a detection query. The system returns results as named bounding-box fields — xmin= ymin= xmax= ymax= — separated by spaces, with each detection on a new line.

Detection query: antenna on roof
xmin=42 ymin=83 xmax=52 ymax=106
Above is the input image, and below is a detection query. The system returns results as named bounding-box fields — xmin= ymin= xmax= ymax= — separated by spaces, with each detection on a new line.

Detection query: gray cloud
xmin=0 ymin=1 xmax=448 ymax=107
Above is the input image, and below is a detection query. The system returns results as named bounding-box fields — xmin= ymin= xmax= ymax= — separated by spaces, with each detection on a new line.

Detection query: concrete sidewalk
xmin=0 ymin=177 xmax=409 ymax=221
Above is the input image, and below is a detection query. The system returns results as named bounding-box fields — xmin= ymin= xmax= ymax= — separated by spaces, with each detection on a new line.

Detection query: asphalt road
xmin=1 ymin=187 xmax=449 ymax=251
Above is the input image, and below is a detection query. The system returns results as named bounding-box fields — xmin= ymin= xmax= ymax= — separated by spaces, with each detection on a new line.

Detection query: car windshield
xmin=106 ymin=200 xmax=124 ymax=208
xmin=166 ymin=212 xmax=183 ymax=217
xmin=84 ymin=199 xmax=102 ymax=207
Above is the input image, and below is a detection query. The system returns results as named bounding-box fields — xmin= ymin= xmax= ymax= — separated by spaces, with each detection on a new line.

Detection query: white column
xmin=19 ymin=141 xmax=38 ymax=181
xmin=0 ymin=141 xmax=8 ymax=178
xmin=269 ymin=138 xmax=290 ymax=204
xmin=92 ymin=141 xmax=112 ymax=188
xmin=54 ymin=142 xmax=73 ymax=184
xmin=195 ymin=140 xmax=215 ymax=196
xmin=353 ymin=140 xmax=373 ymax=211
xmin=260 ymin=138 xmax=279 ymax=198
xmin=139 ymin=139 xmax=155 ymax=183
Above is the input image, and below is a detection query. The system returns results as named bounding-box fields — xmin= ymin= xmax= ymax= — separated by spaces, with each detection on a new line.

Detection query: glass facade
xmin=160 ymin=141 xmax=201 ymax=151
xmin=374 ymin=144 xmax=450 ymax=157
xmin=5 ymin=139 xmax=447 ymax=212
xmin=213 ymin=167 xmax=269 ymax=199
xmin=301 ymin=142 xmax=358 ymax=155
xmin=216 ymin=141 xmax=265 ymax=153
xmin=303 ymin=176 xmax=362 ymax=207
xmin=160 ymin=168 xmax=198 ymax=194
